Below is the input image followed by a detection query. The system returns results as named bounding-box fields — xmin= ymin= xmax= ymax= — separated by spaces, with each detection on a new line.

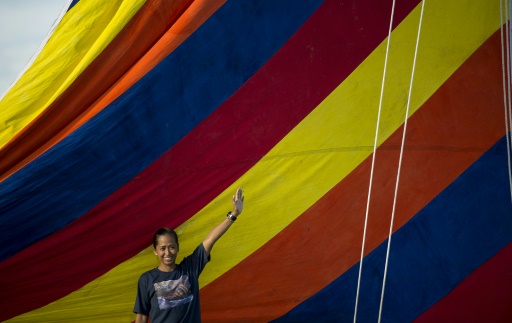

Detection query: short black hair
xmin=152 ymin=227 xmax=179 ymax=249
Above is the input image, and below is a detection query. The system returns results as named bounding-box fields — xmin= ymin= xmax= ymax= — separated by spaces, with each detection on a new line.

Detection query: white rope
xmin=506 ymin=0 xmax=512 ymax=202
xmin=500 ymin=0 xmax=512 ymax=203
xmin=352 ymin=1 xmax=397 ymax=322
xmin=0 ymin=0 xmax=73 ymax=101
xmin=377 ymin=1 xmax=426 ymax=322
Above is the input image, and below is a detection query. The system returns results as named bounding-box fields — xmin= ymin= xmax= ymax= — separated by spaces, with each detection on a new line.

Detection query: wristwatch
xmin=227 ymin=211 xmax=237 ymax=222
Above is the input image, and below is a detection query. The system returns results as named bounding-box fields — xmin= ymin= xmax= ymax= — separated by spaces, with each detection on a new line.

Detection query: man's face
xmin=153 ymin=234 xmax=179 ymax=268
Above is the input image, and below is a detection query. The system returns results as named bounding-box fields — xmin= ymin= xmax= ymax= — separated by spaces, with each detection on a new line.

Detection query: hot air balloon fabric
xmin=0 ymin=0 xmax=511 ymax=322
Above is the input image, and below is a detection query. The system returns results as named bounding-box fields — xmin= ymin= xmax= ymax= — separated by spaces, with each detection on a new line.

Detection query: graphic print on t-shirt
xmin=153 ymin=275 xmax=193 ymax=310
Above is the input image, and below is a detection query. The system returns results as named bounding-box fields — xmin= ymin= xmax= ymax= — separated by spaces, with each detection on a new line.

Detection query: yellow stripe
xmin=9 ymin=1 xmax=500 ymax=321
xmin=0 ymin=0 xmax=146 ymax=149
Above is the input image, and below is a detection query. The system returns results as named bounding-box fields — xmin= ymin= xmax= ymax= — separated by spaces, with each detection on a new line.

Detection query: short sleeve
xmin=133 ymin=273 xmax=150 ymax=315
xmin=181 ymin=243 xmax=210 ymax=276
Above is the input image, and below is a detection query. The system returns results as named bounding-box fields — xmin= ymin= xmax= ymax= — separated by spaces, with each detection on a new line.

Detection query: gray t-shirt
xmin=134 ymin=244 xmax=210 ymax=322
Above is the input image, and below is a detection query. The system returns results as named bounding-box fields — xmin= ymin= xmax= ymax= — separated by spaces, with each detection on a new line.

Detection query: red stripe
xmin=0 ymin=0 xmax=195 ymax=181
xmin=414 ymin=242 xmax=512 ymax=322
xmin=0 ymin=0 xmax=419 ymax=320
xmin=200 ymin=30 xmax=507 ymax=322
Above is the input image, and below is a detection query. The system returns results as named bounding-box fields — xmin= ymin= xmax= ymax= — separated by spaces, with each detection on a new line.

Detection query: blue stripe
xmin=0 ymin=0 xmax=323 ymax=261
xmin=273 ymin=137 xmax=512 ymax=322
xmin=68 ymin=0 xmax=80 ymax=11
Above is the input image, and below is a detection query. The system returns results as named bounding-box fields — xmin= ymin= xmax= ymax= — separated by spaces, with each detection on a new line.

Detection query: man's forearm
xmin=203 ymin=217 xmax=234 ymax=255
xmin=202 ymin=188 xmax=244 ymax=255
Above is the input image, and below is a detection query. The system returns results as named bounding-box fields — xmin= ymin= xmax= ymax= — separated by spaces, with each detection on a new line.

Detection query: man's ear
xmin=153 ymin=248 xmax=158 ymax=256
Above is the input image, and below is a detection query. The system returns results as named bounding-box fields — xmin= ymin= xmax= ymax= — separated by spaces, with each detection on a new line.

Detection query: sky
xmin=0 ymin=0 xmax=69 ymax=96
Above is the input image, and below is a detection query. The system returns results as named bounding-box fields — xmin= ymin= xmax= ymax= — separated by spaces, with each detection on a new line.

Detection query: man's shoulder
xmin=179 ymin=243 xmax=207 ymax=263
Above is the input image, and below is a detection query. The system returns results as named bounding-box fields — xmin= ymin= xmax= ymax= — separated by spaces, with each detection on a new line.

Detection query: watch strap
xmin=227 ymin=211 xmax=237 ymax=222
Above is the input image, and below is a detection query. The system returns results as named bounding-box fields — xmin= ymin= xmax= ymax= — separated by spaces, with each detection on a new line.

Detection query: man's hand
xmin=232 ymin=188 xmax=244 ymax=216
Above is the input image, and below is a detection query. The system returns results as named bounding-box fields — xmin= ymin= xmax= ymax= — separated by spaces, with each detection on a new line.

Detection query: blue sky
xmin=0 ymin=0 xmax=69 ymax=96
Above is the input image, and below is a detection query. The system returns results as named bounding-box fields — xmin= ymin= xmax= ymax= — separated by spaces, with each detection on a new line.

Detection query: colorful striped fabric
xmin=0 ymin=0 xmax=511 ymax=322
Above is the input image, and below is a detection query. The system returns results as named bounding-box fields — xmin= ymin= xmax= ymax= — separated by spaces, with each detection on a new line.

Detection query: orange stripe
xmin=0 ymin=0 xmax=226 ymax=182
xmin=200 ymin=30 xmax=506 ymax=322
